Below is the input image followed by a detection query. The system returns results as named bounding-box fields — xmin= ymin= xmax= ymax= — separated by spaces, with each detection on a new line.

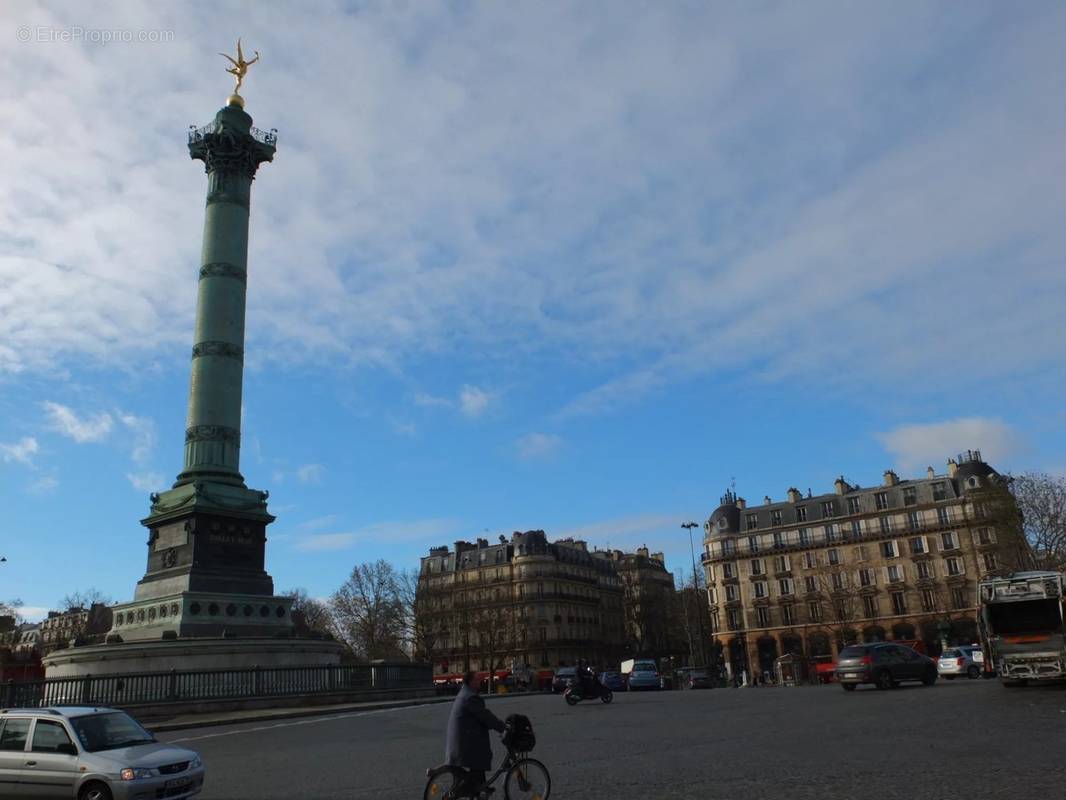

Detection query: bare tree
xmin=806 ymin=560 xmax=861 ymax=649
xmin=471 ymin=603 xmax=515 ymax=692
xmin=329 ymin=560 xmax=406 ymax=661
xmin=57 ymin=588 xmax=113 ymax=641
xmin=1002 ymin=473 xmax=1066 ymax=571
xmin=0 ymin=598 xmax=23 ymax=624
xmin=620 ymin=569 xmax=671 ymax=657
xmin=281 ymin=588 xmax=334 ymax=637
xmin=60 ymin=588 xmax=111 ymax=612
xmin=397 ymin=568 xmax=448 ymax=666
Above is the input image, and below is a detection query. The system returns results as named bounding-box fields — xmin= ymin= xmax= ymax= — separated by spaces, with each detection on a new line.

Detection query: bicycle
xmin=424 ymin=715 xmax=550 ymax=800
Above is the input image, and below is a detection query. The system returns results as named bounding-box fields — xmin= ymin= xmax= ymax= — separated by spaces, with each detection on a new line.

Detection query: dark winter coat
xmin=444 ymin=684 xmax=506 ymax=771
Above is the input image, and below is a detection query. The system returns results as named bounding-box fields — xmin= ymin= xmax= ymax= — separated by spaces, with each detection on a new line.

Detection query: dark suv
xmin=835 ymin=643 xmax=938 ymax=691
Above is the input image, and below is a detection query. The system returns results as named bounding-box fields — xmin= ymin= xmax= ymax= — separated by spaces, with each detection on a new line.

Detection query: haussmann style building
xmin=702 ymin=451 xmax=1026 ymax=682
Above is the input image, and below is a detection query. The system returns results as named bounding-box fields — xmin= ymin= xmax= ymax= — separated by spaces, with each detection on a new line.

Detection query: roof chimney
xmin=834 ymin=476 xmax=851 ymax=495
xmin=947 ymin=458 xmax=958 ymax=478
xmin=882 ymin=470 xmax=899 ymax=487
xmin=787 ymin=487 xmax=802 ymax=503
xmin=763 ymin=495 xmax=772 ymax=505
xmin=926 ymin=466 xmax=935 ymax=479
xmin=736 ymin=497 xmax=747 ymax=510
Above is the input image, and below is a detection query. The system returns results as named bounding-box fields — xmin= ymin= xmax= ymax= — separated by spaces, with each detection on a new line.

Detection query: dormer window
xmin=771 ymin=510 xmax=782 ymax=526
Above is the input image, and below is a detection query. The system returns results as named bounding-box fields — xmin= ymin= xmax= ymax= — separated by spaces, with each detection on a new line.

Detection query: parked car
xmin=835 ymin=642 xmax=938 ymax=691
xmin=0 ymin=706 xmax=205 ymax=799
xmin=682 ymin=669 xmax=713 ymax=690
xmin=552 ymin=666 xmax=578 ymax=693
xmin=937 ymin=645 xmax=984 ymax=680
xmin=627 ymin=661 xmax=660 ymax=691
xmin=600 ymin=671 xmax=627 ymax=692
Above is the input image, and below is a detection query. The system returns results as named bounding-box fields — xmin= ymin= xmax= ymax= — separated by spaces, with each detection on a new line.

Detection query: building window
xmin=774 ymin=555 xmax=790 ymax=573
xmin=879 ymin=516 xmax=892 ymax=534
xmin=863 ymin=595 xmax=878 ymax=618
xmin=880 ymin=540 xmax=899 ymax=559
xmin=727 ymin=609 xmax=743 ymax=631
xmin=773 ymin=532 xmax=784 ymax=549
xmin=975 ymin=527 xmax=995 ymax=545
xmin=746 ymin=513 xmax=759 ymax=529
xmin=916 ymin=560 xmax=934 ymax=580
xmin=932 ymin=482 xmax=948 ymax=501
xmin=875 ymin=492 xmax=888 ymax=510
xmin=937 ymin=507 xmax=951 ymax=526
xmin=946 ymin=557 xmax=963 ymax=576
xmin=748 ymin=535 xmax=760 ymax=553
xmin=822 ymin=501 xmax=835 ymax=517
xmin=779 ymin=578 xmax=794 ymax=596
xmin=782 ymin=604 xmax=796 ymax=626
xmin=907 ymin=511 xmax=921 ymax=531
xmin=849 ymin=520 xmax=862 ymax=539
xmin=886 ymin=565 xmax=904 ymax=583
xmin=722 ymin=539 xmax=737 ymax=557
xmin=903 ymin=487 xmax=917 ymax=506
xmin=754 ymin=581 xmax=768 ymax=599
xmin=750 ymin=559 xmax=765 ymax=576
xmin=804 ymin=552 xmax=816 ymax=569
xmin=808 ymin=602 xmax=822 ymax=623
xmin=804 ymin=576 xmax=817 ymax=593
xmin=723 ymin=562 xmax=736 ymax=579
xmin=828 ymin=548 xmax=840 ymax=565
xmin=771 ymin=510 xmax=782 ymax=526
xmin=799 ymin=527 xmax=811 ymax=546
xmin=756 ymin=607 xmax=771 ymax=627
xmin=797 ymin=506 xmax=808 ymax=522
xmin=859 ymin=568 xmax=874 ymax=587
xmin=826 ymin=524 xmax=839 ymax=543
xmin=706 ymin=564 xmax=716 ymax=582
xmin=725 ymin=584 xmax=739 ymax=602
xmin=891 ymin=592 xmax=907 ymax=615
xmin=921 ymin=589 xmax=937 ymax=613
xmin=847 ymin=497 xmax=861 ymax=515
xmin=941 ymin=532 xmax=959 ymax=551
xmin=854 ymin=545 xmax=868 ymax=562
xmin=909 ymin=537 xmax=927 ymax=555
xmin=831 ymin=572 xmax=845 ymax=591
xmin=982 ymin=552 xmax=998 ymax=572
xmin=951 ymin=587 xmax=967 ymax=609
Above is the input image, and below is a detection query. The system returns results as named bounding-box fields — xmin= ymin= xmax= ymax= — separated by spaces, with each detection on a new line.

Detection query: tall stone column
xmin=177 ymin=103 xmax=275 ymax=487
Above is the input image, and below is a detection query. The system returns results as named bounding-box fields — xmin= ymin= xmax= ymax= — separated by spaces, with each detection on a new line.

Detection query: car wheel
xmin=922 ymin=668 xmax=937 ymax=686
xmin=79 ymin=783 xmax=113 ymax=800
xmin=967 ymin=666 xmax=981 ymax=679
xmin=842 ymin=683 xmax=857 ymax=692
xmin=876 ymin=669 xmax=895 ymax=690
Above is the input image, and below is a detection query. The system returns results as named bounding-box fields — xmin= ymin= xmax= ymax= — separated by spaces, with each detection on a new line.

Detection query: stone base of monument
xmin=43 ymin=636 xmax=343 ymax=679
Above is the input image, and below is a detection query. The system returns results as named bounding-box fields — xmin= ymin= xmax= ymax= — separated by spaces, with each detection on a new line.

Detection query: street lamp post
xmin=682 ymin=521 xmax=707 ymax=668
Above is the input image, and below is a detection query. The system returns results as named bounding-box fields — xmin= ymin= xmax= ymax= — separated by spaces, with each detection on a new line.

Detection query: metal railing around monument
xmin=3 ymin=662 xmax=430 ymax=710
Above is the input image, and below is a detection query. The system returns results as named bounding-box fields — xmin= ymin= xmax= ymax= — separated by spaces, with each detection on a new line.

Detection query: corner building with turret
xmin=701 ymin=451 xmax=1028 ymax=682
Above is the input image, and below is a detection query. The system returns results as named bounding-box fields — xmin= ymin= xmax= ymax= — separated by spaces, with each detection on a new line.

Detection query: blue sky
xmin=2 ymin=1 xmax=1065 ymax=620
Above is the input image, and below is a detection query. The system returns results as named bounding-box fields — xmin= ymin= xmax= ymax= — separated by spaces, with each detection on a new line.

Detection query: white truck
xmin=978 ymin=571 xmax=1066 ymax=686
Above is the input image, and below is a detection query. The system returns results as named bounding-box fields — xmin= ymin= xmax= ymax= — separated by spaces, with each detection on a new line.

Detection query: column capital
xmin=188 ymin=104 xmax=276 ymax=180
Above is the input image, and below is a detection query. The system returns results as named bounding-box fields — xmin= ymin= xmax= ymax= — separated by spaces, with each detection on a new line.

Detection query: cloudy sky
xmin=2 ymin=1 xmax=1064 ymax=621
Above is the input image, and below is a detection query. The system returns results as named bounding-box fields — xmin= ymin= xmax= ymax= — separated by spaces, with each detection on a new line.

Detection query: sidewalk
xmin=144 ymin=690 xmax=527 ymax=733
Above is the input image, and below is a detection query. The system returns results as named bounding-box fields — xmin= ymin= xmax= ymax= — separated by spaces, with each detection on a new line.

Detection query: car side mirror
xmin=57 ymin=743 xmax=78 ymax=756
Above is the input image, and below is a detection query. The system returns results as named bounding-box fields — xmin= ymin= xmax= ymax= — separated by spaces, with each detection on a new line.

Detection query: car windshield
xmin=941 ymin=649 xmax=960 ymax=658
xmin=70 ymin=712 xmax=156 ymax=753
xmin=838 ymin=646 xmax=867 ymax=658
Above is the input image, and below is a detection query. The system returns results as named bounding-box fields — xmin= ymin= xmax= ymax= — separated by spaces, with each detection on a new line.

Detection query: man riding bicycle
xmin=445 ymin=671 xmax=506 ymax=797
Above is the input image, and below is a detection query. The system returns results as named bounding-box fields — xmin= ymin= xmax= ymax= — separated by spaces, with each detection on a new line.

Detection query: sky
xmin=2 ymin=1 xmax=1065 ymax=622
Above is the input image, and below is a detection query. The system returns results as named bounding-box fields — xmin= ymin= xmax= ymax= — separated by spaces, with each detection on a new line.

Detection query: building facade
xmin=418 ymin=532 xmax=676 ymax=674
xmin=39 ymin=604 xmax=112 ymax=655
xmin=702 ymin=451 xmax=1026 ymax=681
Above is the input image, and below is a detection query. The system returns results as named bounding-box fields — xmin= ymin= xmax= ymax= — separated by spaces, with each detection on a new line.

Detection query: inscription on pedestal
xmin=155 ymin=523 xmax=189 ymax=551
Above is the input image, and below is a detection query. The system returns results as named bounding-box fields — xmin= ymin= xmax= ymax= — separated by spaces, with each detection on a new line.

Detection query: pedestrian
xmin=445 ymin=670 xmax=506 ymax=797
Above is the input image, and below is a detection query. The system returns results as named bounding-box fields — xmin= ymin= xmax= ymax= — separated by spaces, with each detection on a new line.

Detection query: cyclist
xmin=444 ymin=670 xmax=506 ymax=797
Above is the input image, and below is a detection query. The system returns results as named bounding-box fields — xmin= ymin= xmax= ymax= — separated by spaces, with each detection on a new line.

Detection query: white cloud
xmin=43 ymin=402 xmax=113 ymax=443
xmin=515 ymin=432 xmax=562 ymax=460
xmin=297 ymin=514 xmax=338 ymax=531
xmin=414 ymin=392 xmax=452 ymax=409
xmin=459 ymin=385 xmax=491 ymax=418
xmin=557 ymin=513 xmax=687 ymax=545
xmin=0 ymin=3 xmax=1061 ymax=421
xmin=119 ymin=413 xmax=156 ymax=465
xmin=293 ymin=517 xmax=463 ymax=552
xmin=296 ymin=463 xmax=325 ymax=484
xmin=390 ymin=418 xmax=417 ymax=437
xmin=0 ymin=437 xmax=38 ymax=466
xmin=876 ymin=417 xmax=1020 ymax=472
xmin=126 ymin=471 xmax=165 ymax=492
xmin=28 ymin=475 xmax=59 ymax=495
xmin=14 ymin=606 xmax=50 ymax=623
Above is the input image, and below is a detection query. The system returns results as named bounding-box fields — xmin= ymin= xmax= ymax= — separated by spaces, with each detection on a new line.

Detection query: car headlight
xmin=190 ymin=755 xmax=203 ymax=770
xmin=120 ymin=767 xmax=158 ymax=781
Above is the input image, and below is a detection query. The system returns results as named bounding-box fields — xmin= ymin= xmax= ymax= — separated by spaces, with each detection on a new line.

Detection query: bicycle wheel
xmin=504 ymin=757 xmax=551 ymax=800
xmin=424 ymin=767 xmax=465 ymax=800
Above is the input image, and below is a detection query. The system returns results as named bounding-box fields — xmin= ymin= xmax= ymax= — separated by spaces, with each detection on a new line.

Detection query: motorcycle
xmin=564 ymin=676 xmax=613 ymax=705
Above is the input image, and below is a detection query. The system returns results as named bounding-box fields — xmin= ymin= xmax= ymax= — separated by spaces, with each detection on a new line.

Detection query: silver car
xmin=937 ymin=645 xmax=985 ymax=679
xmin=0 ymin=706 xmax=205 ymax=800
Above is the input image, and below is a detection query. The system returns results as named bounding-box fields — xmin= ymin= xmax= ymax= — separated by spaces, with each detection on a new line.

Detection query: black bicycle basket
xmin=503 ymin=714 xmax=536 ymax=752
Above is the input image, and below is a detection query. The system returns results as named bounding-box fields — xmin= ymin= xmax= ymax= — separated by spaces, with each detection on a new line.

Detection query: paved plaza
xmin=158 ymin=680 xmax=1066 ymax=799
